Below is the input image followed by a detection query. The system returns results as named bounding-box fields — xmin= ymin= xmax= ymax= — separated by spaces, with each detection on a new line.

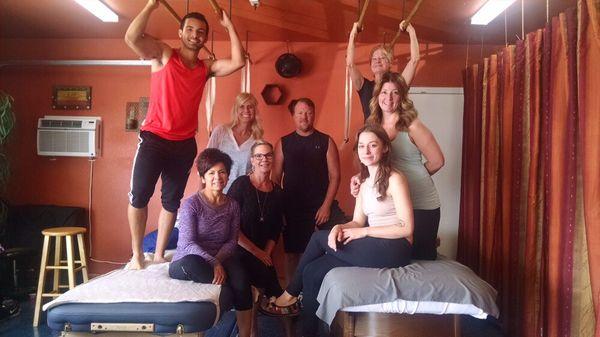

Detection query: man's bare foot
xmin=274 ymin=291 xmax=297 ymax=307
xmin=153 ymin=255 xmax=168 ymax=264
xmin=129 ymin=254 xmax=145 ymax=270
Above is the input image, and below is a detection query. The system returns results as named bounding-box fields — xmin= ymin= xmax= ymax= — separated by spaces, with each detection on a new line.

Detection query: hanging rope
xmin=205 ymin=77 xmax=216 ymax=133
xmin=504 ymin=10 xmax=508 ymax=47
xmin=480 ymin=30 xmax=484 ymax=62
xmin=356 ymin=0 xmax=370 ymax=32
xmin=158 ymin=0 xmax=182 ymax=22
xmin=388 ymin=0 xmax=424 ymax=51
xmin=343 ymin=65 xmax=353 ymax=145
xmin=521 ymin=0 xmax=525 ymax=40
xmin=241 ymin=32 xmax=251 ymax=92
xmin=465 ymin=36 xmax=470 ymax=70
xmin=207 ymin=0 xmax=223 ymax=18
xmin=206 ymin=31 xmax=216 ymax=134
xmin=343 ymin=0 xmax=370 ymax=146
xmin=546 ymin=0 xmax=549 ymax=23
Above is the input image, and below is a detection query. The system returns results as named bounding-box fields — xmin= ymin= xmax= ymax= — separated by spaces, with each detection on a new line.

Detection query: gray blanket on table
xmin=316 ymin=257 xmax=499 ymax=325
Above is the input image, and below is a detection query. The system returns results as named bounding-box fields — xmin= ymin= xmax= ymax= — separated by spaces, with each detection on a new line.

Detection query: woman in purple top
xmin=169 ymin=148 xmax=252 ymax=337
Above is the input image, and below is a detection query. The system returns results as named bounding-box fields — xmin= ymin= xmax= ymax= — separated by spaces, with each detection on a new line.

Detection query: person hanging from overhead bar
xmin=346 ymin=19 xmax=420 ymax=121
xmin=124 ymin=0 xmax=245 ymax=270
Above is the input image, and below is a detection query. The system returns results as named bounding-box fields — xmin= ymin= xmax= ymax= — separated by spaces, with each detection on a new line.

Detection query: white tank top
xmin=361 ymin=178 xmax=398 ymax=227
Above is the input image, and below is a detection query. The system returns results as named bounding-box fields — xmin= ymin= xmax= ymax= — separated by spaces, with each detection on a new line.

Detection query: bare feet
xmin=129 ymin=254 xmax=145 ymax=270
xmin=153 ymin=255 xmax=168 ymax=264
xmin=274 ymin=291 xmax=297 ymax=307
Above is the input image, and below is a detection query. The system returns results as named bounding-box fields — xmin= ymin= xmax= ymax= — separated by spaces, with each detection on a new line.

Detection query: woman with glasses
xmin=227 ymin=141 xmax=286 ymax=335
xmin=207 ymin=92 xmax=264 ymax=192
xmin=346 ymin=20 xmax=420 ymax=120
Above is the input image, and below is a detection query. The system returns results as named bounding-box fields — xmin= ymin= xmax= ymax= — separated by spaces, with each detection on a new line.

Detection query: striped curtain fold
xmin=580 ymin=1 xmax=600 ymax=336
xmin=458 ymin=2 xmax=599 ymax=337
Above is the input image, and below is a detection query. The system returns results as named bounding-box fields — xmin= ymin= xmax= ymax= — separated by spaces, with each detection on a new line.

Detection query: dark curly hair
xmin=196 ymin=148 xmax=232 ymax=176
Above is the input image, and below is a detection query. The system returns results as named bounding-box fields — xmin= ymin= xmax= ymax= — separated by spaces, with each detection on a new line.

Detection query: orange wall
xmin=0 ymin=38 xmax=489 ymax=274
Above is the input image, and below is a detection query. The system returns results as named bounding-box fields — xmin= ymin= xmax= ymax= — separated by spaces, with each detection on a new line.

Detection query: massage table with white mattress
xmin=44 ymin=262 xmax=231 ymax=336
xmin=318 ymin=257 xmax=499 ymax=337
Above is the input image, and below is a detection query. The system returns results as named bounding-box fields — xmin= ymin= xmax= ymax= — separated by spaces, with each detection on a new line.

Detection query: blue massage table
xmin=44 ymin=260 xmax=233 ymax=337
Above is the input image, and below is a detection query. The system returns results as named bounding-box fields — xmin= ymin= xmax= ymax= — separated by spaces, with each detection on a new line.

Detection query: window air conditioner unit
xmin=37 ymin=116 xmax=101 ymax=157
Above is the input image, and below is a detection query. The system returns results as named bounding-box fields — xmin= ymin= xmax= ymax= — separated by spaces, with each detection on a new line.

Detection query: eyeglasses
xmin=252 ymin=152 xmax=274 ymax=160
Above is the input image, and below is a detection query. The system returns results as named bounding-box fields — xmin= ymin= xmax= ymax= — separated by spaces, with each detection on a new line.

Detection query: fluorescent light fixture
xmin=471 ymin=0 xmax=516 ymax=25
xmin=74 ymin=0 xmax=119 ymax=22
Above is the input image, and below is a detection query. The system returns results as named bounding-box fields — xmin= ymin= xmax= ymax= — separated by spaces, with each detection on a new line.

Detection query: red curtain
xmin=458 ymin=3 xmax=599 ymax=336
xmin=580 ymin=1 xmax=600 ymax=336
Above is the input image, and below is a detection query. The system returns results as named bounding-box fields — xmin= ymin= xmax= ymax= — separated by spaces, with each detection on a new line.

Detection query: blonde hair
xmin=369 ymin=45 xmax=393 ymax=65
xmin=367 ymin=72 xmax=417 ymax=131
xmin=251 ymin=140 xmax=273 ymax=155
xmin=229 ymin=92 xmax=264 ymax=140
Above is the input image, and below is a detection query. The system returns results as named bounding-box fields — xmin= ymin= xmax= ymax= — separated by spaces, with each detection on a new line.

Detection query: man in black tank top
xmin=272 ymin=98 xmax=346 ymax=280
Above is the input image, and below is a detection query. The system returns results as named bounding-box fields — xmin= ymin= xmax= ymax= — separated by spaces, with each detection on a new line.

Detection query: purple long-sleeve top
xmin=171 ymin=192 xmax=240 ymax=266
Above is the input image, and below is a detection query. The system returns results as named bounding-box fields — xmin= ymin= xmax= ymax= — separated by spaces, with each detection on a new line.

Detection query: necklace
xmin=255 ymin=187 xmax=269 ymax=222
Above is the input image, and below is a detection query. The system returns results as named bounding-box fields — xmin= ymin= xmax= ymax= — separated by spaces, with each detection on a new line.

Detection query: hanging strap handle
xmin=388 ymin=0 xmax=424 ymax=50
xmin=343 ymin=64 xmax=353 ymax=146
xmin=207 ymin=0 xmax=223 ymax=19
xmin=205 ymin=76 xmax=216 ymax=134
xmin=356 ymin=0 xmax=371 ymax=32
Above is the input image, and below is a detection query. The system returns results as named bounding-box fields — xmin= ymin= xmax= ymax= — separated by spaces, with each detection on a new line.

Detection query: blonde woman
xmin=346 ymin=20 xmax=420 ymax=120
xmin=207 ymin=92 xmax=264 ymax=192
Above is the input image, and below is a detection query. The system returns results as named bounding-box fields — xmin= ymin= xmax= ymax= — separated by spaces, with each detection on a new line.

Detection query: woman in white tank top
xmin=351 ymin=71 xmax=444 ymax=260
xmin=260 ymin=124 xmax=413 ymax=337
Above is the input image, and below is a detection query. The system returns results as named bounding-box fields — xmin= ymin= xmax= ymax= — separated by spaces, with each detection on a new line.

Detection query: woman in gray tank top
xmin=351 ymin=71 xmax=444 ymax=260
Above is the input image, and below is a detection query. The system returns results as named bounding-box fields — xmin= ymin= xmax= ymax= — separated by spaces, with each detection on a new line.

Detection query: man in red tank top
xmin=124 ymin=0 xmax=244 ymax=270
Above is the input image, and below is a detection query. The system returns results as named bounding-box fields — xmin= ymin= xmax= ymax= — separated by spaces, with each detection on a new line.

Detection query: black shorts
xmin=128 ymin=131 xmax=197 ymax=212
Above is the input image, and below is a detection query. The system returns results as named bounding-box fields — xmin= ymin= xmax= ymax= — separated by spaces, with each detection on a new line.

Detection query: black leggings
xmin=169 ymin=254 xmax=253 ymax=311
xmin=287 ymin=230 xmax=412 ymax=337
xmin=412 ymin=208 xmax=441 ymax=260
xmin=234 ymin=246 xmax=283 ymax=298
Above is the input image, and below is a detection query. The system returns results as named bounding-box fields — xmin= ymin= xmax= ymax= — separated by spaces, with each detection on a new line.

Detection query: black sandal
xmin=258 ymin=296 xmax=300 ymax=317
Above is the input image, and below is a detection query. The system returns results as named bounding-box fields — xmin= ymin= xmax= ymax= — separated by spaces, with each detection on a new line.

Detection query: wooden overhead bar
xmin=356 ymin=0 xmax=371 ymax=32
xmin=207 ymin=0 xmax=224 ymax=19
xmin=157 ymin=0 xmax=215 ymax=59
xmin=387 ymin=0 xmax=423 ymax=50
xmin=158 ymin=0 xmax=182 ymax=22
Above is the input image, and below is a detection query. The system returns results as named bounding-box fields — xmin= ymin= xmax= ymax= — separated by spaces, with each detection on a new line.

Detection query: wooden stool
xmin=33 ymin=227 xmax=89 ymax=326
